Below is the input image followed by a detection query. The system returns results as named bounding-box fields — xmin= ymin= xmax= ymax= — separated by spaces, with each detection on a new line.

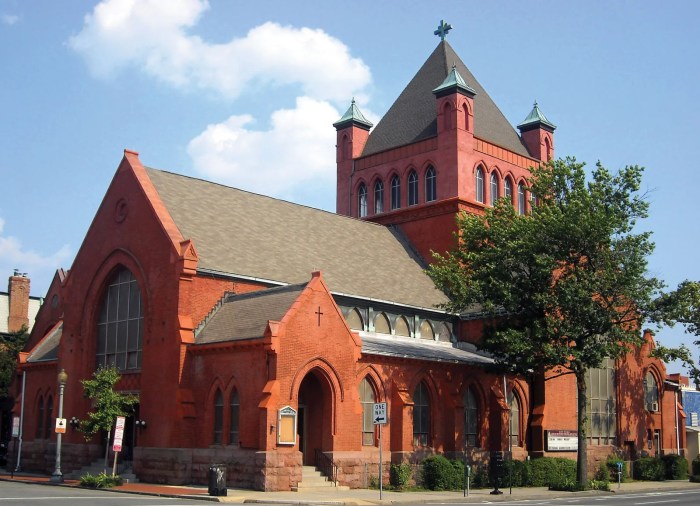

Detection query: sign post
xmin=112 ymin=416 xmax=125 ymax=477
xmin=373 ymin=402 xmax=388 ymax=500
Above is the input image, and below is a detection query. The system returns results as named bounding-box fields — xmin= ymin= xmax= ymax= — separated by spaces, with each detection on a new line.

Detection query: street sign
xmin=113 ymin=416 xmax=126 ymax=452
xmin=55 ymin=418 xmax=66 ymax=434
xmin=12 ymin=416 xmax=20 ymax=438
xmin=373 ymin=402 xmax=387 ymax=425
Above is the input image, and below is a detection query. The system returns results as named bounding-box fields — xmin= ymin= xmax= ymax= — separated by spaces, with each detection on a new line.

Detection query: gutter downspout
xmin=15 ymin=369 xmax=26 ymax=471
xmin=675 ymin=389 xmax=680 ymax=455
xmin=348 ymin=158 xmax=356 ymax=216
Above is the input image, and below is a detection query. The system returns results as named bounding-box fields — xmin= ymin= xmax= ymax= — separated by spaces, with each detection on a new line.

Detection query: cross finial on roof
xmin=434 ymin=20 xmax=453 ymax=41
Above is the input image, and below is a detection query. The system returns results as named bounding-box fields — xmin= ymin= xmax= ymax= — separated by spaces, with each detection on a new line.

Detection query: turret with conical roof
xmin=517 ymin=101 xmax=556 ymax=162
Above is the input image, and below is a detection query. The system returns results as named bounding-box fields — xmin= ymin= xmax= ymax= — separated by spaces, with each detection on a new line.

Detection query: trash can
xmin=208 ymin=464 xmax=227 ymax=496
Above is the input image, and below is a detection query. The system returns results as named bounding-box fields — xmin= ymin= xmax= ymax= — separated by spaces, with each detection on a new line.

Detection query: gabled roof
xmin=196 ymin=284 xmax=305 ymax=344
xmin=27 ymin=321 xmax=62 ymax=363
xmin=361 ymin=333 xmax=493 ymax=366
xmin=146 ymin=168 xmax=449 ymax=310
xmin=362 ymin=41 xmax=531 ymax=158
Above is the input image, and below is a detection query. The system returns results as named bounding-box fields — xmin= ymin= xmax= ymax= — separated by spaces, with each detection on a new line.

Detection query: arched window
xmin=413 ymin=381 xmax=430 ymax=446
xmin=395 ymin=316 xmax=410 ymax=337
xmin=490 ymin=172 xmax=499 ymax=206
xmin=508 ymin=391 xmax=520 ymax=447
xmin=45 ymin=395 xmax=53 ymax=439
xmin=419 ymin=320 xmax=434 ymax=340
xmin=438 ymin=323 xmax=452 ymax=343
xmin=475 ymin=166 xmax=485 ymax=203
xmin=644 ymin=371 xmax=659 ymax=412
xmin=359 ymin=377 xmax=376 ymax=445
xmin=229 ymin=389 xmax=240 ymax=445
xmin=425 ymin=166 xmax=437 ymax=202
xmin=545 ymin=137 xmax=552 ymax=161
xmin=36 ymin=394 xmax=44 ymax=439
xmin=408 ymin=170 xmax=418 ymax=206
xmin=391 ymin=175 xmax=401 ymax=210
xmin=530 ymin=191 xmax=538 ymax=209
xmin=96 ymin=267 xmax=143 ymax=371
xmin=213 ymin=389 xmax=224 ymax=444
xmin=465 ymin=387 xmax=478 ymax=447
xmin=504 ymin=178 xmax=513 ymax=204
xmin=358 ymin=183 xmax=368 ymax=217
xmin=586 ymin=357 xmax=617 ymax=445
xmin=374 ymin=180 xmax=384 ymax=214
xmin=346 ymin=308 xmax=364 ymax=331
xmin=374 ymin=313 xmax=391 ymax=334
xmin=518 ymin=183 xmax=526 ymax=215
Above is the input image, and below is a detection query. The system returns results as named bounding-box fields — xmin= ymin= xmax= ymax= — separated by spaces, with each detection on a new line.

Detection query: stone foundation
xmin=8 ymin=441 xmax=101 ymax=475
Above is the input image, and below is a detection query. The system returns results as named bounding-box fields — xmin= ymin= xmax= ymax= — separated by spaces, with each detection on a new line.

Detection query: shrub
xmin=79 ymin=472 xmax=123 ymax=488
xmin=421 ymin=455 xmax=462 ymax=490
xmin=389 ymin=463 xmax=412 ymax=489
xmin=469 ymin=464 xmax=490 ymax=488
xmin=502 ymin=459 xmax=528 ymax=487
xmin=527 ymin=457 xmax=576 ymax=487
xmin=633 ymin=457 xmax=665 ymax=481
xmin=606 ymin=456 xmax=627 ymax=482
xmin=693 ymin=455 xmax=700 ymax=477
xmin=661 ymin=454 xmax=688 ymax=480
xmin=588 ymin=479 xmax=610 ymax=491
xmin=595 ymin=462 xmax=610 ymax=482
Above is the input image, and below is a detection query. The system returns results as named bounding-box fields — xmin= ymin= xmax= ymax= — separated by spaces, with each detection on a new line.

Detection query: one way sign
xmin=373 ymin=402 xmax=388 ymax=425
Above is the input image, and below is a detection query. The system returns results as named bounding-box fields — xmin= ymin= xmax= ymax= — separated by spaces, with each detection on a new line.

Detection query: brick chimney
xmin=8 ymin=270 xmax=30 ymax=332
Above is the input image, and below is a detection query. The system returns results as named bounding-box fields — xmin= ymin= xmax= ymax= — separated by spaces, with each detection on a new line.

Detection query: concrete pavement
xmin=1 ymin=471 xmax=699 ymax=504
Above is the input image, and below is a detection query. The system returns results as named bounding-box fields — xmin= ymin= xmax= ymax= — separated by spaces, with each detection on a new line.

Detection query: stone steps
xmin=292 ymin=466 xmax=349 ymax=492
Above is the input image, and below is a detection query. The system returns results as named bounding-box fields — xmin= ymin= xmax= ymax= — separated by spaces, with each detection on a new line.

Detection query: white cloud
xmin=0 ymin=217 xmax=73 ymax=292
xmin=1 ymin=13 xmax=19 ymax=25
xmin=187 ymin=97 xmax=339 ymax=196
xmin=69 ymin=0 xmax=371 ymax=102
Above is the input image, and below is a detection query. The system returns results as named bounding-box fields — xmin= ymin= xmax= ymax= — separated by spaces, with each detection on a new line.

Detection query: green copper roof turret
xmin=432 ymin=64 xmax=476 ymax=98
xmin=517 ymin=101 xmax=556 ymax=132
xmin=333 ymin=98 xmax=373 ymax=131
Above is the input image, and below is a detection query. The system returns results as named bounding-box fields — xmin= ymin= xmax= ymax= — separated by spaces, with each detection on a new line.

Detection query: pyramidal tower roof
xmin=362 ymin=40 xmax=530 ymax=158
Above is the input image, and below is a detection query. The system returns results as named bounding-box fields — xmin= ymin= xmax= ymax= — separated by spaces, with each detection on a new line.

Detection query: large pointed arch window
xmin=425 ymin=166 xmax=437 ymax=202
xmin=408 ymin=170 xmax=418 ymax=206
xmin=475 ymin=166 xmax=485 ymax=203
xmin=465 ymin=387 xmax=478 ymax=447
xmin=374 ymin=180 xmax=384 ymax=214
xmin=586 ymin=357 xmax=617 ymax=445
xmin=360 ymin=377 xmax=377 ymax=445
xmin=413 ymin=381 xmax=431 ymax=446
xmin=644 ymin=371 xmax=659 ymax=412
xmin=44 ymin=395 xmax=54 ymax=439
xmin=35 ymin=394 xmax=44 ymax=439
xmin=391 ymin=175 xmax=401 ymax=210
xmin=96 ymin=267 xmax=143 ymax=371
xmin=358 ymin=183 xmax=368 ymax=217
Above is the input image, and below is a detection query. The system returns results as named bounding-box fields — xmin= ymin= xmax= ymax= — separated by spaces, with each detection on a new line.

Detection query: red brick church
xmin=12 ymin=30 xmax=684 ymax=490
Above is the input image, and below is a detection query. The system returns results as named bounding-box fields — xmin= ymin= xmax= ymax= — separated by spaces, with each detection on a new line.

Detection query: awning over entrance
xmin=360 ymin=333 xmax=494 ymax=365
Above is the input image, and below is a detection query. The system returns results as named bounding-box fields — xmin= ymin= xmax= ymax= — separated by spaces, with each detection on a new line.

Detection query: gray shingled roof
xmin=361 ymin=334 xmax=493 ymax=365
xmin=362 ymin=41 xmax=531 ymax=158
xmin=146 ymin=169 xmax=449 ymax=310
xmin=196 ymin=284 xmax=305 ymax=344
xmin=27 ymin=322 xmax=62 ymax=363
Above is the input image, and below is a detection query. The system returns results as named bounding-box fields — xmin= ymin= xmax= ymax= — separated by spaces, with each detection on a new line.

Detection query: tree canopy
xmin=78 ymin=365 xmax=138 ymax=440
xmin=428 ymin=157 xmax=664 ymax=487
xmin=0 ymin=326 xmax=29 ymax=399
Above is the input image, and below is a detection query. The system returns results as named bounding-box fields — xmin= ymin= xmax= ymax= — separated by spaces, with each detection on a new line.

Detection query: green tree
xmin=649 ymin=280 xmax=700 ymax=387
xmin=0 ymin=326 xmax=29 ymax=399
xmin=429 ymin=157 xmax=664 ymax=488
xmin=78 ymin=366 xmax=138 ymax=472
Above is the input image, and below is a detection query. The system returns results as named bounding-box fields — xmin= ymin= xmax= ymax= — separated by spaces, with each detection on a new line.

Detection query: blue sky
xmin=1 ymin=1 xmax=699 ymax=371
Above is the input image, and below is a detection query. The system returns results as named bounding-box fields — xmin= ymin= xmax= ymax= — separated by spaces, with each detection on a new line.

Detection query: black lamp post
xmin=51 ymin=369 xmax=68 ymax=483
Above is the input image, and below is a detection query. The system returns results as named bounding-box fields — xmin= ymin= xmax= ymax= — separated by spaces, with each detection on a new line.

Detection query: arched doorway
xmin=297 ymin=369 xmax=334 ymax=466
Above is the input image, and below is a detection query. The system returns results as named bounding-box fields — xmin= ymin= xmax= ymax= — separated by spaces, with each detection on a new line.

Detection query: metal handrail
xmin=314 ymin=449 xmax=337 ymax=485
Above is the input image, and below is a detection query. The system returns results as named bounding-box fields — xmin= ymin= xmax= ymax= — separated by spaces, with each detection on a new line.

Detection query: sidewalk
xmin=1 ymin=471 xmax=699 ymax=504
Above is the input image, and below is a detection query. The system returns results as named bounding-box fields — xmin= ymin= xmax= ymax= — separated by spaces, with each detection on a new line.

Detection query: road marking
xmin=633 ymin=501 xmax=681 ymax=505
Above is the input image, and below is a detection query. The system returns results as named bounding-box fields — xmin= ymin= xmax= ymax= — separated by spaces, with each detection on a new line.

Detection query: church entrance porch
xmin=297 ymin=369 xmax=334 ymax=467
